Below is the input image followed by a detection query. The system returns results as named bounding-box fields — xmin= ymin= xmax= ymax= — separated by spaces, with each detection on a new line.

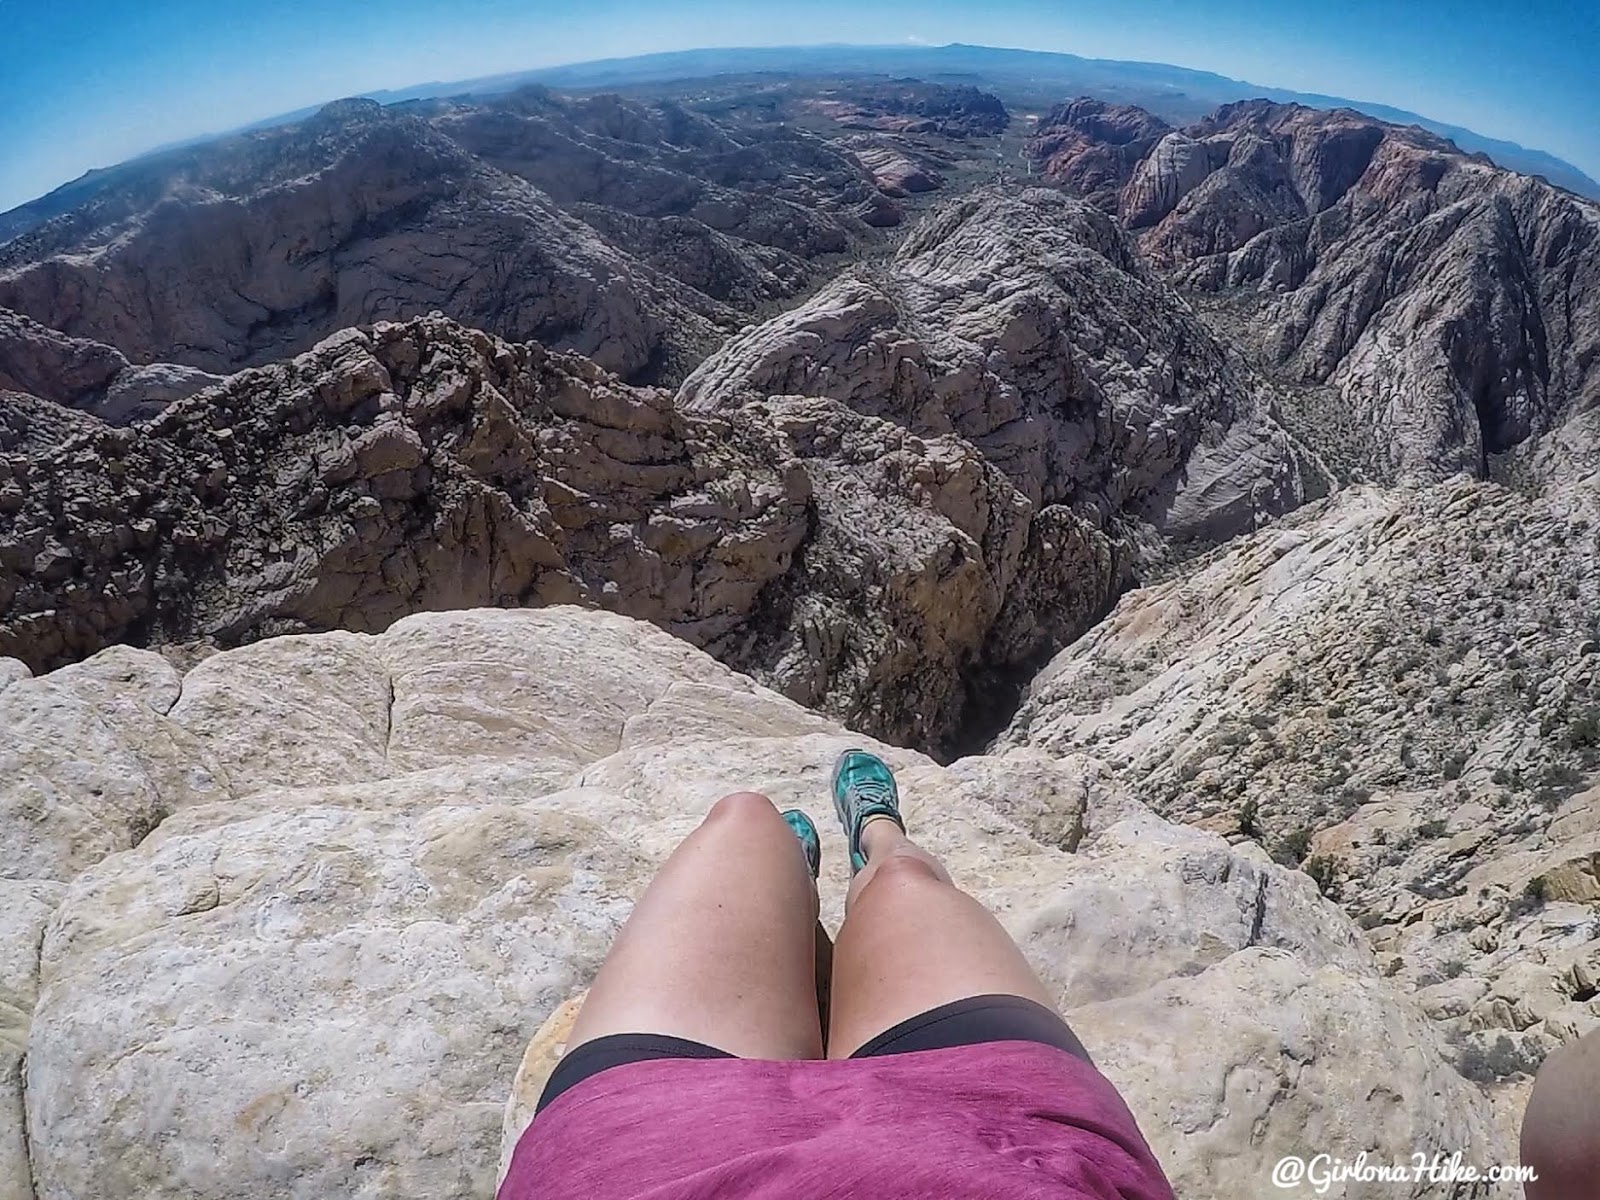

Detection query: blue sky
xmin=1 ymin=0 xmax=1596 ymax=212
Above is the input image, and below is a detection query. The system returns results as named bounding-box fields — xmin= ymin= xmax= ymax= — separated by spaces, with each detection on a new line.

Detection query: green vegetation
xmin=1508 ymin=875 xmax=1548 ymax=919
xmin=1568 ymin=708 xmax=1600 ymax=750
xmin=1274 ymin=826 xmax=1313 ymax=866
xmin=1455 ymin=1034 xmax=1540 ymax=1083
xmin=1304 ymin=854 xmax=1341 ymax=900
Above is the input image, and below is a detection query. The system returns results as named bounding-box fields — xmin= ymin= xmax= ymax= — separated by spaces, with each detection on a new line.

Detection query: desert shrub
xmin=1304 ymin=855 xmax=1341 ymax=900
xmin=1568 ymin=708 xmax=1600 ymax=750
xmin=1274 ymin=826 xmax=1313 ymax=866
xmin=1491 ymin=766 xmax=1526 ymax=790
xmin=1456 ymin=1034 xmax=1544 ymax=1083
xmin=1508 ymin=875 xmax=1548 ymax=918
xmin=1535 ymin=764 xmax=1585 ymax=810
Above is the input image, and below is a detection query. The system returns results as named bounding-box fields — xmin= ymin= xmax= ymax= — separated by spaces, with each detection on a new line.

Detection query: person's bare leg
xmin=826 ymin=816 xmax=1057 ymax=1058
xmin=1521 ymin=1029 xmax=1600 ymax=1198
xmin=566 ymin=791 xmax=823 ymax=1060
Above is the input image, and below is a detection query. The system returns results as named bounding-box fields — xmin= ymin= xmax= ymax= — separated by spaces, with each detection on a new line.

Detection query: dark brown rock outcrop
xmin=0 ymin=314 xmax=1135 ymax=754
xmin=802 ymin=83 xmax=1009 ymax=138
xmin=0 ymin=390 xmax=103 ymax=455
xmin=0 ymin=306 xmax=221 ymax=423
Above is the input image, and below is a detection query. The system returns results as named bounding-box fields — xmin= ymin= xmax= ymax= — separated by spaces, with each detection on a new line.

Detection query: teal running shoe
xmin=781 ymin=808 xmax=821 ymax=880
xmin=830 ymin=749 xmax=905 ymax=873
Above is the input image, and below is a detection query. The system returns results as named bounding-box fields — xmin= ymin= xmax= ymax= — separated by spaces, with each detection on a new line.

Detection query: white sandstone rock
xmin=3 ymin=608 xmax=1509 ymax=1199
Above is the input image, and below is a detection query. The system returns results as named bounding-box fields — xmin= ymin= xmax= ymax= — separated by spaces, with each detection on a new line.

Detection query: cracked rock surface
xmin=0 ymin=90 xmax=908 ymax=387
xmin=679 ymin=186 xmax=1332 ymax=544
xmin=4 ymin=606 xmax=1508 ymax=1200
xmin=1003 ymin=471 xmax=1600 ymax=1135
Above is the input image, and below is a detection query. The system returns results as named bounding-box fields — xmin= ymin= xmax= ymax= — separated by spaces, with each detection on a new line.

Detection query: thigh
xmin=827 ymin=850 xmax=1058 ymax=1058
xmin=566 ymin=791 xmax=824 ymax=1061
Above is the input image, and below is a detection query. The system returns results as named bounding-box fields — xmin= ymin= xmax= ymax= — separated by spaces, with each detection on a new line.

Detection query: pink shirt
xmin=502 ymin=1040 xmax=1176 ymax=1199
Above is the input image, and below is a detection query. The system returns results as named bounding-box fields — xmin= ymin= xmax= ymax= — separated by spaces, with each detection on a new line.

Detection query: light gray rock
xmin=1120 ymin=132 xmax=1220 ymax=229
xmin=168 ymin=631 xmax=392 ymax=793
xmin=0 ymin=645 xmax=228 ymax=882
xmin=1072 ymin=948 xmax=1510 ymax=1200
xmin=1003 ymin=473 xmax=1600 ymax=1138
xmin=374 ymin=606 xmax=750 ymax=774
xmin=28 ymin=801 xmax=647 ymax=1200
xmin=6 ymin=609 xmax=1506 ymax=1200
xmin=1 ymin=881 xmax=65 ymax=1200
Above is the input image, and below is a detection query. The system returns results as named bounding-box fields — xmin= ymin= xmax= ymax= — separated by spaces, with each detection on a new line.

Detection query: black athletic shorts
xmin=535 ymin=993 xmax=1091 ymax=1114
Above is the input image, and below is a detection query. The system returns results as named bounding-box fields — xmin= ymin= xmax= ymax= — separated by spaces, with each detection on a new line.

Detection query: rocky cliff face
xmin=1028 ymin=99 xmax=1600 ymax=485
xmin=0 ymin=183 xmax=1345 ymax=753
xmin=1002 ymin=472 xmax=1600 ymax=1127
xmin=0 ymin=307 xmax=221 ymax=425
xmin=0 ymin=88 xmax=939 ymax=387
xmin=0 ymin=81 xmax=1018 ymax=397
xmin=680 ymin=186 xmax=1331 ymax=543
xmin=8 ymin=85 xmax=1596 ymax=483
xmin=1024 ymin=98 xmax=1175 ymax=206
xmin=0 ymin=101 xmax=721 ymax=384
xmin=0 ymin=310 xmax=1135 ymax=755
xmin=1 ymin=606 xmax=1511 ymax=1200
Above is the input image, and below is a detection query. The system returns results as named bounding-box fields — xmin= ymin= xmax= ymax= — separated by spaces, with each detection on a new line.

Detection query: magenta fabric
xmin=500 ymin=1040 xmax=1176 ymax=1200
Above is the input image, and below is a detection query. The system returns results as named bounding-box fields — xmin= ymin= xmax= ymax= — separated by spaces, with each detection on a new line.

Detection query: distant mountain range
xmin=351 ymin=43 xmax=1600 ymax=199
xmin=1 ymin=41 xmax=1595 ymax=245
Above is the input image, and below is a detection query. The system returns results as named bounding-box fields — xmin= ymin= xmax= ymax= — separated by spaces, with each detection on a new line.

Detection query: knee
xmin=1521 ymin=1030 xmax=1600 ymax=1197
xmin=861 ymin=846 xmax=945 ymax=891
xmin=704 ymin=790 xmax=778 ymax=828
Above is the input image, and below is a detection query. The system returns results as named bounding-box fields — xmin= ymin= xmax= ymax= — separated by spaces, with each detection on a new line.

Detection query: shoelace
xmin=849 ymin=774 xmax=895 ymax=811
